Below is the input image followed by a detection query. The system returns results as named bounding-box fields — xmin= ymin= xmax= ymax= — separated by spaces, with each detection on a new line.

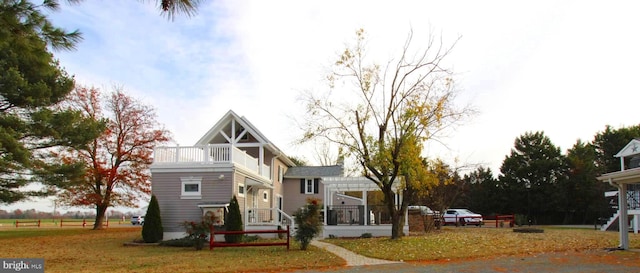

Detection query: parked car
xmin=443 ymin=209 xmax=483 ymax=226
xmin=408 ymin=205 xmax=437 ymax=216
xmin=131 ymin=215 xmax=144 ymax=225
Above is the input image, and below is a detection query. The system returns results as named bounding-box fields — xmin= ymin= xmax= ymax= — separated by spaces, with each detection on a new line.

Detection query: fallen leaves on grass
xmin=325 ymin=227 xmax=637 ymax=262
xmin=0 ymin=228 xmax=343 ymax=273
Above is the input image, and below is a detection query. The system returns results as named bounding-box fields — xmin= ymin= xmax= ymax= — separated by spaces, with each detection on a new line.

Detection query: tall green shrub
xmin=225 ymin=195 xmax=243 ymax=243
xmin=294 ymin=198 xmax=322 ymax=250
xmin=142 ymin=195 xmax=163 ymax=243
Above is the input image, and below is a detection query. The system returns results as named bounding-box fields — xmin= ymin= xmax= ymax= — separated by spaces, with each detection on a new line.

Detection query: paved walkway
xmin=310 ymin=240 xmax=401 ymax=266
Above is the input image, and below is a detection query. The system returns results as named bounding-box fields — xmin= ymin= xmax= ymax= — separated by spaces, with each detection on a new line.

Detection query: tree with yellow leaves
xmin=299 ymin=29 xmax=472 ymax=239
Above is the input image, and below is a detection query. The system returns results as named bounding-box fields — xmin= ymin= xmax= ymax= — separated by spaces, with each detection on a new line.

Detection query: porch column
xmin=619 ymin=183 xmax=629 ymax=249
xmin=243 ymin=188 xmax=248 ymax=231
xmin=363 ymin=191 xmax=368 ymax=226
xmin=634 ymin=215 xmax=639 ymax=234
xmin=323 ymin=185 xmax=329 ymax=225
xmin=259 ymin=145 xmax=264 ymax=175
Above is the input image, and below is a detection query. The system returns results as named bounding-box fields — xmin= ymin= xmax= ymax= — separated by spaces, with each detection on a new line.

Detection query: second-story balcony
xmin=153 ymin=144 xmax=271 ymax=180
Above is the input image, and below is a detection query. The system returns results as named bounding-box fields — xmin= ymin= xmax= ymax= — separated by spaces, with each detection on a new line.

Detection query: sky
xmin=6 ymin=0 xmax=640 ymax=213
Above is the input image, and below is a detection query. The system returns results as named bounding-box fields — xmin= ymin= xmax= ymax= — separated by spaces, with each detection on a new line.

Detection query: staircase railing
xmin=245 ymin=208 xmax=295 ymax=233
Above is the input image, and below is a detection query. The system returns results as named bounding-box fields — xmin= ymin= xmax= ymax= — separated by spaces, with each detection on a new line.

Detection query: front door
xmin=277 ymin=195 xmax=283 ymax=222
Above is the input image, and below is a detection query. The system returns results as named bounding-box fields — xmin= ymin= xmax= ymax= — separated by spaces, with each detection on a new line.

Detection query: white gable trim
xmin=195 ymin=110 xmax=269 ymax=146
xmin=615 ymin=139 xmax=640 ymax=158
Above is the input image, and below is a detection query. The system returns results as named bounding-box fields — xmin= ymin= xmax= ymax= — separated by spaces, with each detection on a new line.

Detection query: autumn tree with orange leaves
xmin=58 ymin=86 xmax=170 ymax=229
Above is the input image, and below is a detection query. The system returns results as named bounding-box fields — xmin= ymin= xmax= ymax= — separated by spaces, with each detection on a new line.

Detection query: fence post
xmin=38 ymin=219 xmax=41 ymax=227
xmin=15 ymin=220 xmax=18 ymax=228
xmin=209 ymin=225 xmax=215 ymax=250
xmin=286 ymin=225 xmax=290 ymax=251
xmin=82 ymin=219 xmax=86 ymax=228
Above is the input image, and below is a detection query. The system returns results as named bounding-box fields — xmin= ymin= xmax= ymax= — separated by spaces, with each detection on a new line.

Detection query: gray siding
xmin=234 ymin=172 xmax=246 ymax=213
xmin=152 ymin=171 xmax=232 ymax=232
xmin=282 ymin=178 xmax=324 ymax=216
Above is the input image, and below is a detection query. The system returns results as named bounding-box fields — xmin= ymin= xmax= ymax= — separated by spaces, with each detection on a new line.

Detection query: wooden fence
xmin=15 ymin=220 xmax=41 ymax=228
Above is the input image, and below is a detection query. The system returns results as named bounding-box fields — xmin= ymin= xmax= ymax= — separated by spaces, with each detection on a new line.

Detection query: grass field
xmin=0 ymin=225 xmax=638 ymax=272
xmin=0 ymin=218 xmax=132 ymax=229
xmin=0 ymin=227 xmax=343 ymax=273
xmin=327 ymin=226 xmax=640 ymax=261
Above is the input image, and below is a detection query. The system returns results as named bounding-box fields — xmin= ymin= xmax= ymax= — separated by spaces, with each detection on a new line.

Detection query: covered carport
xmin=597 ymin=138 xmax=640 ymax=250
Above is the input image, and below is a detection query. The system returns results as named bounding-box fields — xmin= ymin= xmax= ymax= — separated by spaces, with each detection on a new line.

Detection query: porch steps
xmin=600 ymin=210 xmax=639 ymax=232
xmin=601 ymin=211 xmax=620 ymax=231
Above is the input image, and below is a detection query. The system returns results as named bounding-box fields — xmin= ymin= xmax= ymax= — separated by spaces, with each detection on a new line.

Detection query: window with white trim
xmin=181 ymin=177 xmax=202 ymax=199
xmin=305 ymin=178 xmax=314 ymax=194
xmin=263 ymin=191 xmax=269 ymax=202
xmin=238 ymin=183 xmax=245 ymax=197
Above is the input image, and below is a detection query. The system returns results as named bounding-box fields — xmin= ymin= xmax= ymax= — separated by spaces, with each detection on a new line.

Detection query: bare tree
xmin=299 ymin=29 xmax=471 ymax=239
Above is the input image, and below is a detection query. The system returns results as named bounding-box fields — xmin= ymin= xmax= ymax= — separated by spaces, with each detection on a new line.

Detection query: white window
xmin=305 ymin=178 xmax=314 ymax=194
xmin=263 ymin=191 xmax=269 ymax=202
xmin=181 ymin=177 xmax=202 ymax=199
xmin=238 ymin=183 xmax=245 ymax=197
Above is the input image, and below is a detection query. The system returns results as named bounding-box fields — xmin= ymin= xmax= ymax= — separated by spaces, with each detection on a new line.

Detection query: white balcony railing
xmin=153 ymin=144 xmax=270 ymax=179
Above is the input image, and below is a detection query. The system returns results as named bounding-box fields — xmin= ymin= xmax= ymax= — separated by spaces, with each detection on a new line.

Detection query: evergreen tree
xmin=56 ymin=0 xmax=202 ymax=19
xmin=224 ymin=195 xmax=243 ymax=243
xmin=593 ymin=125 xmax=640 ymax=174
xmin=498 ymin=131 xmax=568 ymax=224
xmin=0 ymin=0 xmax=102 ymax=203
xmin=563 ymin=140 xmax=607 ymax=224
xmin=464 ymin=167 xmax=505 ymax=215
xmin=142 ymin=195 xmax=163 ymax=243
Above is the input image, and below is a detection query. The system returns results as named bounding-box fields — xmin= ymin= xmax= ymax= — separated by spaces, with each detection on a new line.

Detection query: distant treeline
xmin=0 ymin=209 xmax=134 ymax=220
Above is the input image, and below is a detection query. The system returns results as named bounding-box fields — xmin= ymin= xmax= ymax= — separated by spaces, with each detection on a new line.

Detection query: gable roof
xmin=195 ymin=110 xmax=261 ymax=145
xmin=284 ymin=165 xmax=343 ymax=178
xmin=615 ymin=138 xmax=640 ymax=158
xmin=194 ymin=110 xmax=295 ymax=166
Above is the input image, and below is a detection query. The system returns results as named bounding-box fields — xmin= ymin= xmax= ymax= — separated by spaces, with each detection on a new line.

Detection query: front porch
xmin=243 ymin=208 xmax=294 ymax=238
xmin=596 ymin=138 xmax=640 ymax=250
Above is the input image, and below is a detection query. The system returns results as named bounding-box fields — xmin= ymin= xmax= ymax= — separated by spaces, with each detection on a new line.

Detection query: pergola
xmin=319 ymin=176 xmax=408 ymax=238
xmin=597 ymin=138 xmax=640 ymax=250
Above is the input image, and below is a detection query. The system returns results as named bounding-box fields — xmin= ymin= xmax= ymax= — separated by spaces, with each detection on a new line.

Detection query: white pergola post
xmin=323 ymin=185 xmax=330 ymax=225
xmin=619 ymin=183 xmax=629 ymax=249
xmin=362 ymin=191 xmax=368 ymax=226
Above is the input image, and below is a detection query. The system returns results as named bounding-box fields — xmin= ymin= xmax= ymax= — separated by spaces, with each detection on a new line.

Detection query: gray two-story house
xmin=151 ymin=110 xmax=407 ymax=239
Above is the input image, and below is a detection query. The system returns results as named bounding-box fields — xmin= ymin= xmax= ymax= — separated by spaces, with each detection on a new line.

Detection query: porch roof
xmin=285 ymin=165 xmax=343 ymax=178
xmin=197 ymin=202 xmax=229 ymax=208
xmin=597 ymin=167 xmax=640 ymax=185
xmin=321 ymin=176 xmax=401 ymax=192
xmin=245 ymin=177 xmax=273 ymax=189
xmin=597 ymin=138 xmax=640 ymax=185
